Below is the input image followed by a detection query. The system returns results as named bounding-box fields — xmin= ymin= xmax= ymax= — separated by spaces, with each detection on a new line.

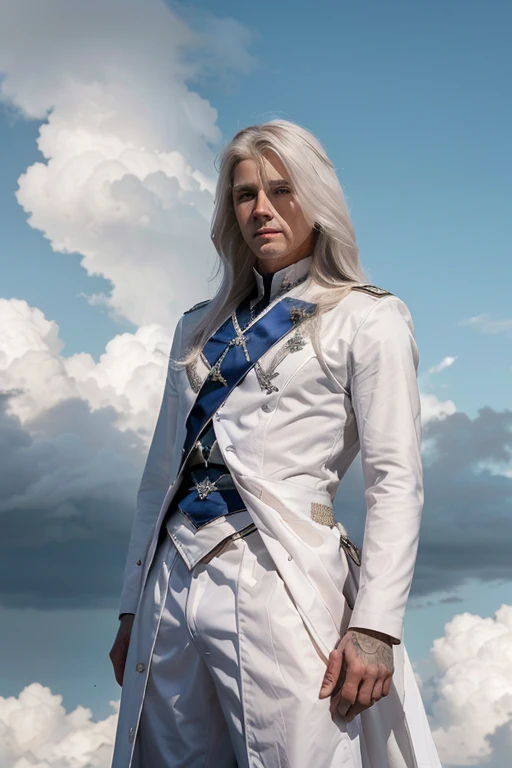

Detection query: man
xmin=110 ymin=119 xmax=441 ymax=767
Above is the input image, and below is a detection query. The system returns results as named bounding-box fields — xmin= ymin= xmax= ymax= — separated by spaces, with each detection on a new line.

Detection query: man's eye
xmin=236 ymin=187 xmax=290 ymax=202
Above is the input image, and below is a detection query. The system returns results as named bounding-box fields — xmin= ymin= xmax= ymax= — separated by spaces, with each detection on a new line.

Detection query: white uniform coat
xmin=114 ymin=256 xmax=441 ymax=767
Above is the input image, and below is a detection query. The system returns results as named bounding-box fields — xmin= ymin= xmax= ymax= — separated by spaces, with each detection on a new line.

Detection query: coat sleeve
xmin=118 ymin=315 xmax=184 ymax=618
xmin=346 ymin=296 xmax=423 ymax=644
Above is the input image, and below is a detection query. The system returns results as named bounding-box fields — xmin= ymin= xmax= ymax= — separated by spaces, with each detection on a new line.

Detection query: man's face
xmin=231 ymin=151 xmax=315 ymax=273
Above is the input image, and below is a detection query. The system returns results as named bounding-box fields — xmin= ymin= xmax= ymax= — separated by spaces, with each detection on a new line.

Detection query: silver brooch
xmin=194 ymin=478 xmax=218 ymax=500
xmin=254 ymin=365 xmax=280 ymax=395
xmin=290 ymin=305 xmax=315 ymax=324
xmin=254 ymin=314 xmax=315 ymax=395
xmin=286 ymin=332 xmax=307 ymax=353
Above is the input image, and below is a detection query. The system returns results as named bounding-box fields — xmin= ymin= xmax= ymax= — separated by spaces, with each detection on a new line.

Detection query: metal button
xmin=128 ymin=727 xmax=135 ymax=743
xmin=261 ymin=403 xmax=273 ymax=412
xmin=225 ymin=445 xmax=235 ymax=452
xmin=288 ymin=555 xmax=293 ymax=561
xmin=136 ymin=662 xmax=145 ymax=673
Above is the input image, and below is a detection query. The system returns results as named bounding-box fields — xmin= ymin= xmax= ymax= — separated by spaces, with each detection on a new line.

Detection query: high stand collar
xmin=252 ymin=254 xmax=313 ymax=303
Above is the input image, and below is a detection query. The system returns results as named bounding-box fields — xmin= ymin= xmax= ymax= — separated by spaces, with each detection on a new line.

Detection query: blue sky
xmin=2 ymin=1 xmax=511 ymax=416
xmin=0 ymin=1 xmax=511 ymax=765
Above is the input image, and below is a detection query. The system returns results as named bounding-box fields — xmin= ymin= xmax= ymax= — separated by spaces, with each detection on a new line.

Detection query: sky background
xmin=0 ymin=1 xmax=511 ymax=766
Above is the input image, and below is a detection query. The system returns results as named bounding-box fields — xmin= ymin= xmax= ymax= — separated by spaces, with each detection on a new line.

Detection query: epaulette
xmin=184 ymin=299 xmax=211 ymax=315
xmin=350 ymin=284 xmax=393 ymax=297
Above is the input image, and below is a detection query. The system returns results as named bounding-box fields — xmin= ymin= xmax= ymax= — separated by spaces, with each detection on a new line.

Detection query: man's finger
xmin=354 ymin=673 xmax=376 ymax=708
xmin=331 ymin=650 xmax=347 ymax=698
xmin=340 ymin=671 xmax=392 ymax=721
xmin=319 ymin=648 xmax=343 ymax=698
xmin=337 ymin=659 xmax=365 ymax=717
xmin=370 ymin=677 xmax=384 ymax=703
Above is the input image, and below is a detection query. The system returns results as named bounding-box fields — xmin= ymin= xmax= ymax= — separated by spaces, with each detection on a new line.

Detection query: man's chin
xmin=254 ymin=247 xmax=287 ymax=263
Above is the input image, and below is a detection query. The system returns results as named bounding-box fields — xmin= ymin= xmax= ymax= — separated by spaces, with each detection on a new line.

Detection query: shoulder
xmin=180 ymin=298 xmax=211 ymax=348
xmin=347 ymin=285 xmax=411 ymax=328
xmin=314 ymin=284 xmax=417 ymax=382
xmin=327 ymin=283 xmax=403 ymax=334
xmin=349 ymin=290 xmax=417 ymax=366
xmin=321 ymin=284 xmax=415 ymax=347
xmin=326 ymin=283 xmax=397 ymax=325
xmin=183 ymin=298 xmax=211 ymax=315
xmin=316 ymin=283 xmax=407 ymax=338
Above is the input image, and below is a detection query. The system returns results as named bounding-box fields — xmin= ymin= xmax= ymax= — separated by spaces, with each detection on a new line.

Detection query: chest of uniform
xmin=176 ymin=315 xmax=317 ymax=410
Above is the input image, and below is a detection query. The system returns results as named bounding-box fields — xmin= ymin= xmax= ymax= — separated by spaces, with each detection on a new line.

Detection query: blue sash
xmin=179 ymin=296 xmax=316 ymax=472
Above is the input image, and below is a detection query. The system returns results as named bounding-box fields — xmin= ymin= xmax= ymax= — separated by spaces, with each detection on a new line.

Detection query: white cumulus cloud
xmin=430 ymin=604 xmax=512 ymax=766
xmin=0 ymin=683 xmax=118 ymax=768
xmin=5 ymin=606 xmax=512 ymax=767
xmin=421 ymin=392 xmax=457 ymax=425
xmin=0 ymin=0 xmax=254 ymax=327
xmin=0 ymin=298 xmax=170 ymax=439
xmin=0 ymin=0 xmax=258 ymax=613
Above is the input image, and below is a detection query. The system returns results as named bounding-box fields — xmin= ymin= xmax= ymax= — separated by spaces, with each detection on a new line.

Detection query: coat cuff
xmin=347 ymin=607 xmax=403 ymax=645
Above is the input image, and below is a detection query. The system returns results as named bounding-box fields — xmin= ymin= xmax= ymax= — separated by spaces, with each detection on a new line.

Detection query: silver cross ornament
xmin=286 ymin=332 xmax=306 ymax=353
xmin=195 ymin=478 xmax=218 ymax=500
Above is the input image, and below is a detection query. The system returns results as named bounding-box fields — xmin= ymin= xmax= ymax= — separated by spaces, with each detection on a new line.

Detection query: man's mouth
xmin=255 ymin=229 xmax=281 ymax=237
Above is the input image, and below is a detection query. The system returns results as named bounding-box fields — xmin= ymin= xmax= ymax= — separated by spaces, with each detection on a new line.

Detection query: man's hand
xmin=318 ymin=628 xmax=394 ymax=722
xmin=109 ymin=614 xmax=135 ymax=686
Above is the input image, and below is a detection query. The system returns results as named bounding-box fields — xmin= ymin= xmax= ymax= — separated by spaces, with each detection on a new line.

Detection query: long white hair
xmin=174 ymin=119 xmax=368 ymax=368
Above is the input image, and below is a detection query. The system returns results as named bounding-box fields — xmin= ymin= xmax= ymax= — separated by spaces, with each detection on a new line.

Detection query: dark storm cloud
xmin=412 ymin=407 xmax=512 ymax=595
xmin=1 ymin=388 xmax=511 ymax=610
xmin=0 ymin=393 xmax=144 ymax=609
xmin=335 ymin=406 xmax=512 ymax=597
xmin=484 ymin=722 xmax=512 ymax=768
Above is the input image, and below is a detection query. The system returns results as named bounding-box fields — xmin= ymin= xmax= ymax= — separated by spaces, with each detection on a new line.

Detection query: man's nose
xmin=252 ymin=190 xmax=273 ymax=220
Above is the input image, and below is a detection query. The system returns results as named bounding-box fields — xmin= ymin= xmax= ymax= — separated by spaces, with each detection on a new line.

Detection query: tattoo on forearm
xmin=351 ymin=631 xmax=394 ymax=671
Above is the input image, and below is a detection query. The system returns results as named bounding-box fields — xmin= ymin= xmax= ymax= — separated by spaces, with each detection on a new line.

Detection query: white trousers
xmin=131 ymin=528 xmax=364 ymax=768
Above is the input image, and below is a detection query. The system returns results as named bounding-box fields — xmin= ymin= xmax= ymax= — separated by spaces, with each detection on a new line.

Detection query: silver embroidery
xmin=194 ymin=477 xmax=218 ymax=499
xmin=287 ymin=332 xmax=307 ymax=353
xmin=254 ymin=364 xmax=280 ymax=395
xmin=186 ymin=358 xmax=204 ymax=393
xmin=277 ymin=272 xmax=308 ymax=297
xmin=310 ymin=502 xmax=335 ymax=527
xmin=206 ymin=273 xmax=311 ymax=388
xmin=290 ymin=305 xmax=316 ymax=324
xmin=254 ymin=315 xmax=316 ymax=395
xmin=207 ymin=310 xmax=252 ymax=387
xmin=187 ymin=273 xmax=312 ymax=393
